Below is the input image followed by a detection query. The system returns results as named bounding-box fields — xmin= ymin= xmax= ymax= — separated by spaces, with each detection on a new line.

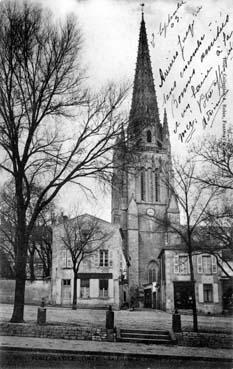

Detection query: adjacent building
xmin=159 ymin=247 xmax=222 ymax=314
xmin=51 ymin=214 xmax=127 ymax=309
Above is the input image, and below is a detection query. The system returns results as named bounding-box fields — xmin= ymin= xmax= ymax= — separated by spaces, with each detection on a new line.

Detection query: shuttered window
xmin=203 ymin=284 xmax=213 ymax=303
xmin=174 ymin=254 xmax=190 ymax=274
xmin=80 ymin=279 xmax=90 ymax=298
xmin=99 ymin=279 xmax=108 ymax=297
xmin=61 ymin=249 xmax=72 ymax=269
xmin=197 ymin=255 xmax=218 ymax=274
xmin=99 ymin=250 xmax=108 ymax=267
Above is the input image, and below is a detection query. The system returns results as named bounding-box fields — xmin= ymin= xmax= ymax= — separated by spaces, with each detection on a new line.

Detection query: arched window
xmin=141 ymin=169 xmax=145 ymax=201
xmin=148 ymin=269 xmax=156 ymax=283
xmin=147 ymin=130 xmax=152 ymax=143
xmin=155 ymin=169 xmax=160 ymax=202
xmin=148 ymin=261 xmax=157 ymax=283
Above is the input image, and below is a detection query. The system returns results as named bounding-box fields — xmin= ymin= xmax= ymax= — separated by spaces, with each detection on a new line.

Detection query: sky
xmin=35 ymin=0 xmax=233 ymax=220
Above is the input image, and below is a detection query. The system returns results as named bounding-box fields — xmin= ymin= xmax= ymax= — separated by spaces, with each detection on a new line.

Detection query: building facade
xmin=111 ymin=11 xmax=179 ymax=308
xmin=51 ymin=214 xmax=127 ymax=309
xmin=159 ymin=247 xmax=223 ymax=314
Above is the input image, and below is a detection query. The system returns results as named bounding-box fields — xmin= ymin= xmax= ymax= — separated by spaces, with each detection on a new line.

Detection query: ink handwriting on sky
xmin=154 ymin=1 xmax=233 ymax=144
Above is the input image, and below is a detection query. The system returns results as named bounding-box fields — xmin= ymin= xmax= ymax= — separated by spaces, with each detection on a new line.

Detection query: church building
xmin=111 ymin=10 xmax=180 ymax=309
xmin=49 ymin=9 xmax=224 ymax=313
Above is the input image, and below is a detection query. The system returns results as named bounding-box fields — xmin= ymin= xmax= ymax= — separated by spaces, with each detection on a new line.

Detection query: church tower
xmin=112 ymin=9 xmax=179 ymax=307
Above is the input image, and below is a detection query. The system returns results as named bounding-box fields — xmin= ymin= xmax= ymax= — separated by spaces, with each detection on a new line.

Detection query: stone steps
xmin=118 ymin=328 xmax=174 ymax=345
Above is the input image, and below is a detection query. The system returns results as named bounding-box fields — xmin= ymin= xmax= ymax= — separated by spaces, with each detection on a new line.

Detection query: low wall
xmin=176 ymin=331 xmax=233 ymax=349
xmin=0 ymin=279 xmax=51 ymax=305
xmin=0 ymin=322 xmax=114 ymax=342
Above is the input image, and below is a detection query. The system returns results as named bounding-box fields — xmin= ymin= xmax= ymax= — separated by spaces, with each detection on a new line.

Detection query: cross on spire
xmin=140 ymin=3 xmax=144 ymax=20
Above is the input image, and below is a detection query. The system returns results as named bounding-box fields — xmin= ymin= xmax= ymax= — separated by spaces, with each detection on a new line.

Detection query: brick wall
xmin=0 ymin=322 xmax=115 ymax=342
xmin=176 ymin=331 xmax=233 ymax=349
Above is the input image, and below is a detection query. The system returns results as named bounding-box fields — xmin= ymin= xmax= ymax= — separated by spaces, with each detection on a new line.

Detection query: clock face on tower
xmin=146 ymin=208 xmax=154 ymax=217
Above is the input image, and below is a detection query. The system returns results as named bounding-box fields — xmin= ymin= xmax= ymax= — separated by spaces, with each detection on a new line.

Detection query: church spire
xmin=162 ymin=108 xmax=171 ymax=153
xmin=128 ymin=9 xmax=161 ymax=142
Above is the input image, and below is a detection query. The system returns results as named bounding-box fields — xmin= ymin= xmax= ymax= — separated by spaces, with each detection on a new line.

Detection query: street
xmin=0 ymin=351 xmax=232 ymax=369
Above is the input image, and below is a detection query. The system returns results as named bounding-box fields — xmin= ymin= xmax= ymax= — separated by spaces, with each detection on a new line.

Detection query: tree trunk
xmin=10 ymin=193 xmax=28 ymax=323
xmin=188 ymin=251 xmax=198 ymax=332
xmin=10 ymin=234 xmax=28 ymax=322
xmin=72 ymin=272 xmax=77 ymax=310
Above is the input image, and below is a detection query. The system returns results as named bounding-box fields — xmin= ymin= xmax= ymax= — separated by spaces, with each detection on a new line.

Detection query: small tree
xmin=60 ymin=214 xmax=111 ymax=310
xmin=154 ymin=158 xmax=217 ymax=332
xmin=195 ymin=204 xmax=233 ymax=278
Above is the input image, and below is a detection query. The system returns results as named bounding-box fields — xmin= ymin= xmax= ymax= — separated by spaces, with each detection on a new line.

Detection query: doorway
xmin=61 ymin=279 xmax=71 ymax=305
xmin=144 ymin=288 xmax=152 ymax=308
xmin=174 ymin=281 xmax=194 ymax=309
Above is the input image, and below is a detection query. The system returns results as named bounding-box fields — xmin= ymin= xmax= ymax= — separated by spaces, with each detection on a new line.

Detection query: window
xmin=63 ymin=279 xmax=71 ymax=286
xmin=99 ymin=250 xmax=108 ymax=267
xmin=197 ymin=255 xmax=217 ymax=274
xmin=203 ymin=255 xmax=211 ymax=274
xmin=147 ymin=130 xmax=152 ymax=143
xmin=148 ymin=268 xmax=156 ymax=283
xmin=99 ymin=279 xmax=108 ymax=297
xmin=174 ymin=255 xmax=190 ymax=275
xmin=203 ymin=284 xmax=213 ymax=303
xmin=61 ymin=249 xmax=72 ymax=268
xmin=141 ymin=169 xmax=145 ymax=201
xmin=148 ymin=261 xmax=157 ymax=283
xmin=80 ymin=279 xmax=90 ymax=298
xmin=155 ymin=169 xmax=160 ymax=202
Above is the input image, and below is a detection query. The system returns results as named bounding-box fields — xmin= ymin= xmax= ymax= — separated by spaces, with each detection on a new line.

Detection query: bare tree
xmin=0 ymin=1 xmax=128 ymax=322
xmin=154 ymin=158 xmax=217 ymax=332
xmin=192 ymin=129 xmax=233 ymax=191
xmin=191 ymin=129 xmax=233 ymax=276
xmin=196 ymin=204 xmax=233 ymax=278
xmin=60 ymin=214 xmax=112 ymax=310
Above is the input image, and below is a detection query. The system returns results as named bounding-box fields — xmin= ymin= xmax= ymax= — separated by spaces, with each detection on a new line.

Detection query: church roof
xmin=128 ymin=12 xmax=162 ymax=141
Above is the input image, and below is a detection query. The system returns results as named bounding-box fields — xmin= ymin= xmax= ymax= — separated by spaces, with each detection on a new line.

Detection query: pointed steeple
xmin=162 ymin=109 xmax=171 ymax=152
xmin=128 ymin=11 xmax=162 ymax=142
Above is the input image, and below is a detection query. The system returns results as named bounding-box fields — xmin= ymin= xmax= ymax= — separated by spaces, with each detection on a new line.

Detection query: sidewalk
xmin=0 ymin=335 xmax=232 ymax=362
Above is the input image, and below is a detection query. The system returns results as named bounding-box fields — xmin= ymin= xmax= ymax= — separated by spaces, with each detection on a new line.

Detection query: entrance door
xmin=144 ymin=289 xmax=152 ymax=308
xmin=174 ymin=281 xmax=194 ymax=309
xmin=61 ymin=279 xmax=71 ymax=305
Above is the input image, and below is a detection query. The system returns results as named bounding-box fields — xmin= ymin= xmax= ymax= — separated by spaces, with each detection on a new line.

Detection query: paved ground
xmin=0 ymin=304 xmax=232 ymax=332
xmin=0 ymin=304 xmax=232 ymax=365
xmin=0 ymin=335 xmax=232 ymax=362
